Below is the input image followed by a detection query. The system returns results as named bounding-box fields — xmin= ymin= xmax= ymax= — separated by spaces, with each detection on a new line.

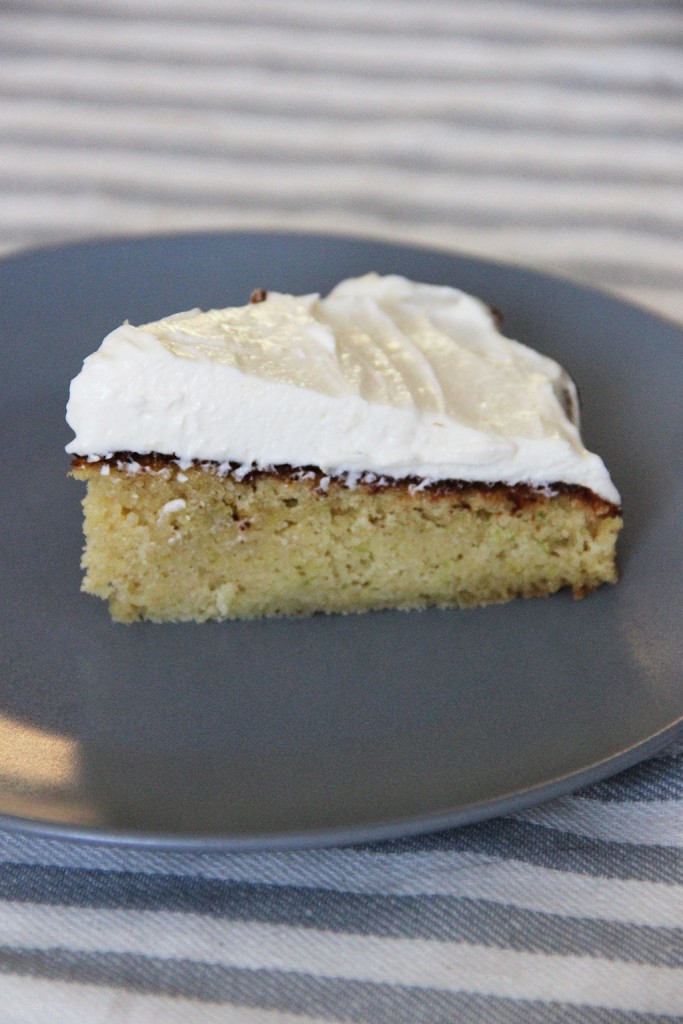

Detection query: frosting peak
xmin=65 ymin=273 xmax=620 ymax=503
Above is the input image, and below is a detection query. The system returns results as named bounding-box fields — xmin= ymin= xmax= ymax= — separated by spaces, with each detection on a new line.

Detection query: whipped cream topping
xmin=66 ymin=273 xmax=620 ymax=503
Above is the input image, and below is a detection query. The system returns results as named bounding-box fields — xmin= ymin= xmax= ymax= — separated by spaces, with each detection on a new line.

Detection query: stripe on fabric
xmin=1 ymin=837 xmax=682 ymax=929
xmin=513 ymin=798 xmax=683 ymax=846
xmin=2 ymin=58 xmax=683 ymax=131
xmin=1 ymin=906 xmax=683 ymax=1013
xmin=1 ymin=865 xmax=682 ymax=965
xmin=370 ymin=820 xmax=683 ymax=884
xmin=0 ymin=945 xmax=682 ymax=1022
xmin=2 ymin=144 xmax=681 ymax=217
xmin=3 ymin=102 xmax=682 ymax=184
xmin=3 ymin=0 xmax=683 ymax=37
xmin=2 ymin=16 xmax=682 ymax=87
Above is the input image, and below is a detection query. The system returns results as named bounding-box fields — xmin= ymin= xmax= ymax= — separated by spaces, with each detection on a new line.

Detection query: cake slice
xmin=66 ymin=273 xmax=621 ymax=622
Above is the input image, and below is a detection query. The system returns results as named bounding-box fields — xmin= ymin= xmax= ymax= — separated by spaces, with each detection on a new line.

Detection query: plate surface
xmin=0 ymin=231 xmax=681 ymax=850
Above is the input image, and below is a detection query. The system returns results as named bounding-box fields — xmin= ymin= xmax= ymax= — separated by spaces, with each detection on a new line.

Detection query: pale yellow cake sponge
xmin=72 ymin=459 xmax=621 ymax=623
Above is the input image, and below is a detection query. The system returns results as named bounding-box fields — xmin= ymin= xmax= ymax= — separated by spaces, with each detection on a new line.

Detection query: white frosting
xmin=66 ymin=273 xmax=620 ymax=503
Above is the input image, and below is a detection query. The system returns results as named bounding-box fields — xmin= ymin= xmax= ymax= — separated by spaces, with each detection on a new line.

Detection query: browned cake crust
xmin=71 ymin=453 xmax=619 ymax=516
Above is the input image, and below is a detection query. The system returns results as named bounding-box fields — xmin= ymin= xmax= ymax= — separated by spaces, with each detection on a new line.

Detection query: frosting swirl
xmin=66 ymin=273 xmax=620 ymax=503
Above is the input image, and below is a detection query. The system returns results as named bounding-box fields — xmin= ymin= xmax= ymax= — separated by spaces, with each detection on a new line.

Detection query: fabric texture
xmin=0 ymin=0 xmax=682 ymax=1019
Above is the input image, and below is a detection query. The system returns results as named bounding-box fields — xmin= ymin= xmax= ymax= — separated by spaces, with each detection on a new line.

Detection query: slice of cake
xmin=66 ymin=273 xmax=621 ymax=622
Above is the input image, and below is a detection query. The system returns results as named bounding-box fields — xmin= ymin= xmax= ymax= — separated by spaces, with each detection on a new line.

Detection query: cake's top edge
xmin=70 ymin=453 xmax=621 ymax=517
xmin=65 ymin=272 xmax=620 ymax=504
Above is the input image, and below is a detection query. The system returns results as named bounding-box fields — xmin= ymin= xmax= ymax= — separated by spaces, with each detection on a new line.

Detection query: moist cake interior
xmin=72 ymin=456 xmax=621 ymax=623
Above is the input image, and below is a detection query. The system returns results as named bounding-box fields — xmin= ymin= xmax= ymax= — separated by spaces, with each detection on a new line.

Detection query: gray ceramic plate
xmin=0 ymin=231 xmax=681 ymax=850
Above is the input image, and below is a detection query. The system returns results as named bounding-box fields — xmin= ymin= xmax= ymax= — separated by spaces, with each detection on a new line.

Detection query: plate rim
xmin=0 ymin=720 xmax=680 ymax=852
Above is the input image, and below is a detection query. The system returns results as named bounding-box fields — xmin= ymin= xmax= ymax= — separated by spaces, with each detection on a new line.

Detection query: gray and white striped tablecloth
xmin=1 ymin=1 xmax=682 ymax=1020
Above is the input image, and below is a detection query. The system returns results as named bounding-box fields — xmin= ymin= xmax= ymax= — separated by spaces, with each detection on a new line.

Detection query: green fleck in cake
xmin=66 ymin=274 xmax=622 ymax=622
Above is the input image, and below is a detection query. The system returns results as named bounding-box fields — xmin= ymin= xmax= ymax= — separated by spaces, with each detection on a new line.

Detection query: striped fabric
xmin=2 ymin=0 xmax=683 ymax=323
xmin=1 ymin=1 xmax=682 ymax=1020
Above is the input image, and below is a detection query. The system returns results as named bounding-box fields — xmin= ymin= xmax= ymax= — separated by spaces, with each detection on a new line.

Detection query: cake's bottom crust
xmin=71 ymin=457 xmax=622 ymax=623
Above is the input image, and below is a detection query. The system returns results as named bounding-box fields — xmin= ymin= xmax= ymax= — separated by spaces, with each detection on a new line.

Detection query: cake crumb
xmin=158 ymin=498 xmax=186 ymax=518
